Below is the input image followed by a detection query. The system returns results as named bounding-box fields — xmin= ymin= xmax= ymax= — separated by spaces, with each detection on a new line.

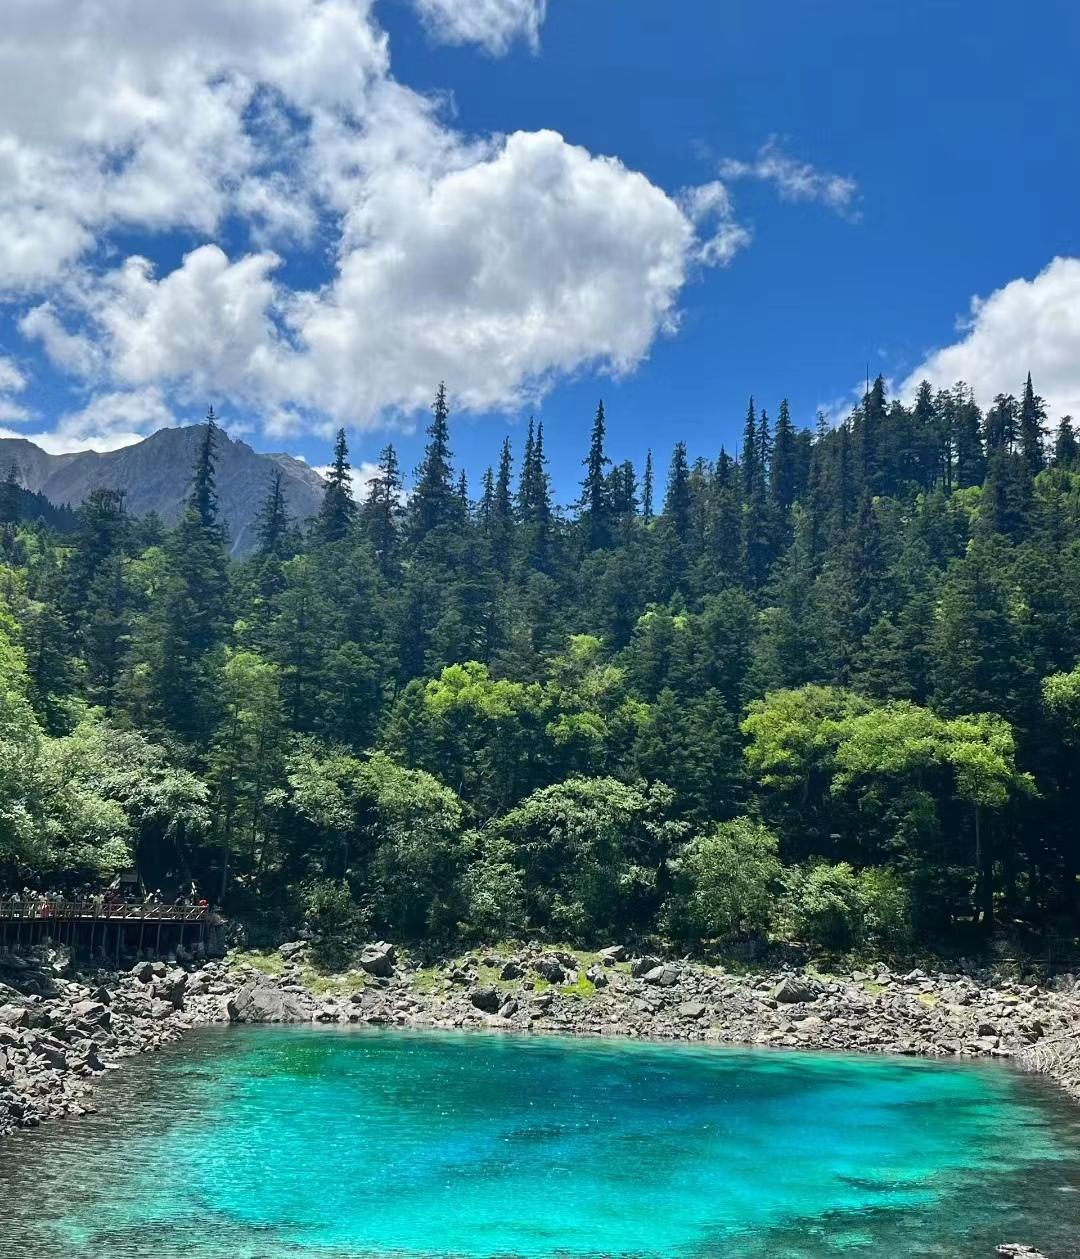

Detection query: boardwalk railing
xmin=0 ymin=898 xmax=210 ymax=923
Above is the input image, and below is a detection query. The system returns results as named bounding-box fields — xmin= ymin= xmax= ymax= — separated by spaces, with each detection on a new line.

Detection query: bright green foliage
xmin=484 ymin=776 xmax=684 ymax=939
xmin=663 ymin=817 xmax=782 ymax=943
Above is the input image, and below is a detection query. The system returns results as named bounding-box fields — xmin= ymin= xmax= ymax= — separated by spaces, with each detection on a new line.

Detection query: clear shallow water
xmin=2 ymin=1028 xmax=1080 ymax=1258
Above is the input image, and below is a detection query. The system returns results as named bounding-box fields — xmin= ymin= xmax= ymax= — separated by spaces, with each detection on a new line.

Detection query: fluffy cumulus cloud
xmin=412 ymin=0 xmax=547 ymax=53
xmin=0 ymin=0 xmax=761 ymax=449
xmin=902 ymin=257 xmax=1080 ymax=418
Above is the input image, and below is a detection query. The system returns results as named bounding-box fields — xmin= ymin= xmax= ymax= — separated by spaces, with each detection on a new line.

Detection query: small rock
xmin=678 ymin=1001 xmax=706 ymax=1019
xmin=599 ymin=945 xmax=628 ymax=964
xmin=631 ymin=956 xmax=661 ymax=978
xmin=643 ymin=965 xmax=680 ymax=988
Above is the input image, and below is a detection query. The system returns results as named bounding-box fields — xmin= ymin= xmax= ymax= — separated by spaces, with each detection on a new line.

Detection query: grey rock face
xmin=226 ymin=982 xmax=309 ymax=1024
xmin=631 ymin=956 xmax=661 ymax=978
xmin=0 ymin=425 xmax=325 ymax=557
xmin=773 ymin=976 xmax=823 ymax=1004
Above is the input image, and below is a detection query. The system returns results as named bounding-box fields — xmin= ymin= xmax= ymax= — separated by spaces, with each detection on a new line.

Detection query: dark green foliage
xmin=2 ymin=373 xmax=1079 ymax=954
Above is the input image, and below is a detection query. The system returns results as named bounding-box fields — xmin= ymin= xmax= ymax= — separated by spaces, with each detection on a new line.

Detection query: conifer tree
xmin=256 ymin=469 xmax=290 ymax=559
xmin=642 ymin=449 xmax=654 ymax=523
xmin=1054 ymin=416 xmax=1079 ymax=468
xmin=191 ymin=408 xmax=220 ymax=528
xmin=318 ymin=428 xmax=355 ymax=543
xmin=757 ymin=408 xmax=772 ymax=482
xmin=663 ymin=442 xmax=692 ymax=541
xmin=478 ymin=467 xmax=495 ymax=526
xmin=491 ymin=438 xmax=514 ymax=574
xmin=410 ymin=383 xmax=456 ymax=543
xmin=139 ymin=408 xmax=231 ymax=740
xmin=0 ymin=461 xmax=20 ymax=526
xmin=986 ymin=394 xmax=1018 ymax=454
xmin=954 ymin=388 xmax=986 ymax=488
xmin=581 ymin=400 xmax=612 ymax=550
xmin=1018 ymin=372 xmax=1047 ymax=476
xmin=362 ymin=443 xmax=403 ymax=576
xmin=740 ymin=398 xmax=759 ymax=497
xmin=771 ymin=399 xmax=797 ymax=512
xmin=518 ymin=418 xmax=552 ymax=570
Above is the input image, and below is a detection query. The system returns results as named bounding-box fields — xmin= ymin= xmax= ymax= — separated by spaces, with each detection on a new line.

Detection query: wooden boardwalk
xmin=0 ymin=898 xmax=221 ymax=960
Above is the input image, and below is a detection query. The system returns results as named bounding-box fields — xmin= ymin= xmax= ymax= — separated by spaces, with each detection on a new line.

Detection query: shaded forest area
xmin=1 ymin=375 xmax=1078 ymax=961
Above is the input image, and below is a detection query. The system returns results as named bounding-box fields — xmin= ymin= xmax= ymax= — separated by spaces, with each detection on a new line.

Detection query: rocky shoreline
xmin=4 ymin=938 xmax=1080 ymax=1136
xmin=1 ymin=940 xmax=1076 ymax=1255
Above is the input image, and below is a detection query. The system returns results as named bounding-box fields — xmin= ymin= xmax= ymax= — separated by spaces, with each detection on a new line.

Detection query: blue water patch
xmin=2 ymin=1026 xmax=1079 ymax=1257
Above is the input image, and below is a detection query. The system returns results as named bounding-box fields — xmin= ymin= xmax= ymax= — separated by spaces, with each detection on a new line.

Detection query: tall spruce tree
xmin=771 ymin=399 xmax=797 ymax=512
xmin=581 ymin=400 xmax=612 ymax=550
xmin=0 ymin=461 xmax=20 ymax=526
xmin=642 ymin=449 xmax=654 ymax=523
xmin=256 ymin=470 xmax=290 ymax=559
xmin=318 ymin=428 xmax=355 ymax=543
xmin=1018 ymin=372 xmax=1047 ymax=476
xmin=1054 ymin=416 xmax=1079 ymax=468
xmin=362 ymin=443 xmax=403 ymax=576
xmin=140 ymin=409 xmax=231 ymax=740
xmin=410 ymin=383 xmax=456 ymax=543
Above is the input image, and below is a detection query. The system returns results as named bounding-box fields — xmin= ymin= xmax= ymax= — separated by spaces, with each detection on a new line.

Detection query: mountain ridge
xmin=0 ymin=426 xmax=325 ymax=555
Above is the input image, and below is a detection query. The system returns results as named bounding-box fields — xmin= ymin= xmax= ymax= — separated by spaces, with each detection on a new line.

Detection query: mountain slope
xmin=0 ymin=426 xmax=325 ymax=555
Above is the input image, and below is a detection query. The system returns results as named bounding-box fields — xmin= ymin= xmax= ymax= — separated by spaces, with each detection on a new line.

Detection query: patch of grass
xmin=231 ymin=949 xmax=285 ymax=977
xmin=560 ymin=972 xmax=597 ymax=1001
xmin=862 ymin=981 xmax=886 ymax=998
xmin=917 ymin=991 xmax=939 ymax=1008
xmin=300 ymin=966 xmax=369 ymax=997
xmin=412 ymin=967 xmax=444 ymax=995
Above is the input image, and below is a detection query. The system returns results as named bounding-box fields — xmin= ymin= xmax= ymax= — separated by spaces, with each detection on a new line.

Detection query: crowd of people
xmin=0 ymin=882 xmax=211 ymax=915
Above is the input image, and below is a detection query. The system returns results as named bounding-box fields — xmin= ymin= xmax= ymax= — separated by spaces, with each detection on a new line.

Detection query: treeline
xmin=1 ymin=374 xmax=1079 ymax=958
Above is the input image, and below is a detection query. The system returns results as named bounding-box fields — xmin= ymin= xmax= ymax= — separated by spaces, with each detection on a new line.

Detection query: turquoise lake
xmin=2 ymin=1027 xmax=1080 ymax=1257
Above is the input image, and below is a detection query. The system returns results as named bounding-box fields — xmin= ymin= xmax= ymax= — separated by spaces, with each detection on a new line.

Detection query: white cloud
xmin=902 ymin=257 xmax=1080 ymax=418
xmin=719 ymin=138 xmax=859 ymax=219
xmin=412 ymin=0 xmax=547 ymax=53
xmin=679 ymin=180 xmax=752 ymax=266
xmin=1 ymin=0 xmax=760 ymax=449
xmin=0 ymin=354 xmax=30 ymax=423
xmin=10 ymin=388 xmax=177 ymax=454
xmin=0 ymin=0 xmax=387 ymax=288
xmin=311 ymin=458 xmax=378 ymax=500
xmin=29 ymin=132 xmax=699 ymax=428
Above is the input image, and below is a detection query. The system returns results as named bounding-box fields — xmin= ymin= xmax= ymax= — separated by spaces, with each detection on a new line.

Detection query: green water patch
xmin=2 ymin=1026 xmax=1080 ymax=1257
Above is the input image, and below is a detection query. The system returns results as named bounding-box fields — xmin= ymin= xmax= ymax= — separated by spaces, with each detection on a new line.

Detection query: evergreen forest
xmin=2 ymin=375 xmax=1080 ymax=962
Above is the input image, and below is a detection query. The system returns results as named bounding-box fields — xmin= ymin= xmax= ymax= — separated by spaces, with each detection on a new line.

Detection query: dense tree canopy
xmin=1 ymin=374 xmax=1079 ymax=957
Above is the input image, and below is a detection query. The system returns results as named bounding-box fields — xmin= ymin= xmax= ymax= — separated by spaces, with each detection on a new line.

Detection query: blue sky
xmin=1 ymin=0 xmax=1078 ymax=504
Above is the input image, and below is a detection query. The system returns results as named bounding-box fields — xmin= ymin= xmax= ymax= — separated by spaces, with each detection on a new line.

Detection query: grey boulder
xmin=226 ymin=982 xmax=308 ymax=1024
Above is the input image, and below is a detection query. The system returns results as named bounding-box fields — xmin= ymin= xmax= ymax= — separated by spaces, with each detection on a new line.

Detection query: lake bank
xmin=5 ymin=937 xmax=1080 ymax=1146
